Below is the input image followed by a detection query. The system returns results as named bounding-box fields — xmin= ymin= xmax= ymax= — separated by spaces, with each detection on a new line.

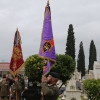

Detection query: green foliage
xmin=88 ymin=40 xmax=97 ymax=71
xmin=25 ymin=54 xmax=75 ymax=84
xmin=84 ymin=79 xmax=100 ymax=100
xmin=25 ymin=54 xmax=43 ymax=82
xmin=51 ymin=54 xmax=75 ymax=84
xmin=77 ymin=41 xmax=85 ymax=78
xmin=65 ymin=24 xmax=75 ymax=60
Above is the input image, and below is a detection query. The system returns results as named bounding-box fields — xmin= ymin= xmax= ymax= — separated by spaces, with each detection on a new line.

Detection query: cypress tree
xmin=65 ymin=24 xmax=75 ymax=60
xmin=93 ymin=44 xmax=97 ymax=62
xmin=77 ymin=41 xmax=85 ymax=77
xmin=88 ymin=40 xmax=97 ymax=71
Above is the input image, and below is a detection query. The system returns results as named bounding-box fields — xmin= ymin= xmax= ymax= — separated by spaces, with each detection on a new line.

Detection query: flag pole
xmin=42 ymin=1 xmax=50 ymax=100
xmin=17 ymin=26 xmax=18 ymax=31
xmin=42 ymin=1 xmax=49 ymax=99
xmin=16 ymin=91 xmax=18 ymax=100
xmin=47 ymin=0 xmax=49 ymax=5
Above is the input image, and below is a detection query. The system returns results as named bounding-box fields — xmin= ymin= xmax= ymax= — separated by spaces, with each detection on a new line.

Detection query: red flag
xmin=9 ymin=28 xmax=24 ymax=77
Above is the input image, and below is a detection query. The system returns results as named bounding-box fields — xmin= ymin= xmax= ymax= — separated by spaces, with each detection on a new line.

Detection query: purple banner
xmin=39 ymin=3 xmax=56 ymax=76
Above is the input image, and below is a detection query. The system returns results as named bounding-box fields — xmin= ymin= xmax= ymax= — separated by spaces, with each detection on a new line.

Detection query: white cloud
xmin=0 ymin=0 xmax=100 ymax=69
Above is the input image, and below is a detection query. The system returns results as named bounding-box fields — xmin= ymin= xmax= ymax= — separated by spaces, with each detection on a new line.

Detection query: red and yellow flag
xmin=9 ymin=28 xmax=24 ymax=77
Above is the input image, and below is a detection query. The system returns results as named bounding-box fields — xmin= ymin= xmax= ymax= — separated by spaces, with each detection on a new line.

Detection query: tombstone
xmin=88 ymin=70 xmax=94 ymax=79
xmin=93 ymin=61 xmax=100 ymax=79
xmin=65 ymin=68 xmax=81 ymax=100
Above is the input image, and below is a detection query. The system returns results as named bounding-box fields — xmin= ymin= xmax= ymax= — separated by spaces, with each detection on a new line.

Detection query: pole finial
xmin=17 ymin=27 xmax=18 ymax=31
xmin=47 ymin=0 xmax=49 ymax=5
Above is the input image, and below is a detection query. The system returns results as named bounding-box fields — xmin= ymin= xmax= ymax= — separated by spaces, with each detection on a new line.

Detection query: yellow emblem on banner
xmin=12 ymin=46 xmax=22 ymax=69
xmin=12 ymin=46 xmax=22 ymax=60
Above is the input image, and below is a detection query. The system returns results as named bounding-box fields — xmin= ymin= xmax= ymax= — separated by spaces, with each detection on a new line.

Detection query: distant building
xmin=0 ymin=62 xmax=24 ymax=77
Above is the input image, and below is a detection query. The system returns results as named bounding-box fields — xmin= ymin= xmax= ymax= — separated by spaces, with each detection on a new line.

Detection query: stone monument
xmin=65 ymin=68 xmax=81 ymax=100
xmin=93 ymin=61 xmax=100 ymax=79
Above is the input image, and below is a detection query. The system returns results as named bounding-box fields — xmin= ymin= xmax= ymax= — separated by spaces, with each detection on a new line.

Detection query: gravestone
xmin=65 ymin=68 xmax=81 ymax=100
xmin=93 ymin=61 xmax=100 ymax=79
